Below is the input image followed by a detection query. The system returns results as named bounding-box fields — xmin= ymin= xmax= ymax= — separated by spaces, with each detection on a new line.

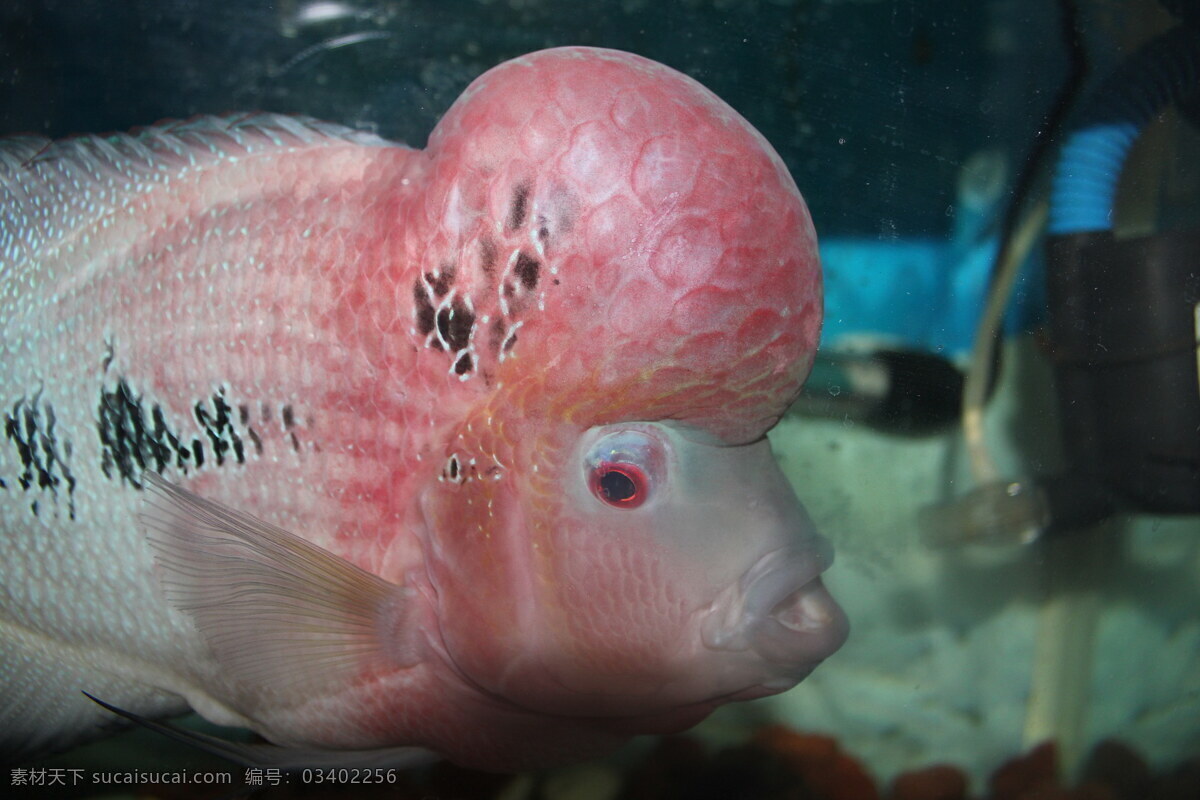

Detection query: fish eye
xmin=582 ymin=428 xmax=666 ymax=510
xmin=590 ymin=462 xmax=648 ymax=508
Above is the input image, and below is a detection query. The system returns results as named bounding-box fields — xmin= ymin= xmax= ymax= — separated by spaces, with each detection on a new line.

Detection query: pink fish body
xmin=0 ymin=47 xmax=845 ymax=768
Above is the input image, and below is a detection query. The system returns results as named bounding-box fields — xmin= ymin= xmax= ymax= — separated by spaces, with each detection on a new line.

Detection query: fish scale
xmin=1 ymin=47 xmax=845 ymax=770
xmin=1 ymin=115 xmax=441 ymax=752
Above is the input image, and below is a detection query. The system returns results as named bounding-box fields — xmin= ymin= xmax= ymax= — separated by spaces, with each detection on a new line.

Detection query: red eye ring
xmin=589 ymin=461 xmax=648 ymax=508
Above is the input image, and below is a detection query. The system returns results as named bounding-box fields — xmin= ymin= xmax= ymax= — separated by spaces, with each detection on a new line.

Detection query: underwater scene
xmin=1 ymin=0 xmax=1197 ymax=798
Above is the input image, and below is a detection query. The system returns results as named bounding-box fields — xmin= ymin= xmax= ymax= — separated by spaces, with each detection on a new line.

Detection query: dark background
xmin=0 ymin=0 xmax=1071 ymax=239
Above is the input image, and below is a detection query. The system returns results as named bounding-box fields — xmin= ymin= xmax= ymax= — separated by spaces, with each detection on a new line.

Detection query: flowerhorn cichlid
xmin=0 ymin=46 xmax=847 ymax=769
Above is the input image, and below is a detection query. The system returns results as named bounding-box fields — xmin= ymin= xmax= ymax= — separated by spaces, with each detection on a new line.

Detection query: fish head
xmin=416 ymin=47 xmax=845 ymax=727
xmin=420 ymin=416 xmax=847 ymax=724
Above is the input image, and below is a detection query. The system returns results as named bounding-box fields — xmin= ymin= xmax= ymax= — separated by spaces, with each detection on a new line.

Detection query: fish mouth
xmin=744 ymin=574 xmax=847 ymax=674
xmin=703 ymin=546 xmax=848 ymax=677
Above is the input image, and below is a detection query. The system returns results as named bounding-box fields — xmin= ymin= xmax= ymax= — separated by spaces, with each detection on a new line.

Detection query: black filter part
xmin=1160 ymin=0 xmax=1200 ymax=30
xmin=1046 ymin=229 xmax=1200 ymax=514
xmin=866 ymin=350 xmax=965 ymax=436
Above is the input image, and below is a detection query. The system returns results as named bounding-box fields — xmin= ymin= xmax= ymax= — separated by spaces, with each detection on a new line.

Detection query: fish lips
xmin=702 ymin=544 xmax=849 ymax=691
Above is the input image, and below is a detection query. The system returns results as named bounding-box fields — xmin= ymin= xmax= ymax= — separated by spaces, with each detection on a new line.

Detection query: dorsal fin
xmin=0 ymin=113 xmax=388 ymax=280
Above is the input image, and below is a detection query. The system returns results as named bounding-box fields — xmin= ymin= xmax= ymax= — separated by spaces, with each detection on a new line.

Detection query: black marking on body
xmin=193 ymin=391 xmax=246 ymax=467
xmin=3 ymin=408 xmax=32 ymax=486
xmin=427 ymin=265 xmax=455 ymax=298
xmin=98 ymin=378 xmax=298 ymax=487
xmin=515 ymin=252 xmax=540 ymax=290
xmin=150 ymin=406 xmax=186 ymax=471
xmin=479 ymin=236 xmax=497 ymax=276
xmin=441 ymin=453 xmax=483 ymax=484
xmin=489 ymin=318 xmax=506 ymax=352
xmin=413 ymin=281 xmax=436 ymax=335
xmin=446 ymin=296 xmax=474 ymax=352
xmin=280 ymin=404 xmax=302 ymax=452
xmin=3 ymin=392 xmax=77 ymax=519
xmin=99 ymin=379 xmax=197 ymax=485
xmin=411 ymin=181 xmax=578 ymax=375
xmin=507 ymin=181 xmax=531 ymax=231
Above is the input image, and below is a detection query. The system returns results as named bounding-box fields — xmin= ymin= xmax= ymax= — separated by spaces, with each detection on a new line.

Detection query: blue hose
xmin=1049 ymin=25 xmax=1200 ymax=235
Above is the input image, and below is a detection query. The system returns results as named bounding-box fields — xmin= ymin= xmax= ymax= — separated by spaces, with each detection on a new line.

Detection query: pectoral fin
xmin=138 ymin=473 xmax=418 ymax=704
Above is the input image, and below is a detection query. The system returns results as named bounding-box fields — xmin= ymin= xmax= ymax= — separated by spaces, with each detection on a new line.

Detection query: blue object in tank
xmin=1050 ymin=25 xmax=1200 ymax=235
xmin=819 ymin=229 xmax=1045 ymax=359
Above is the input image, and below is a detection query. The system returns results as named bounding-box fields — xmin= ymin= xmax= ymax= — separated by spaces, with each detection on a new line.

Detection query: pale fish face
xmin=420 ymin=421 xmax=847 ymax=722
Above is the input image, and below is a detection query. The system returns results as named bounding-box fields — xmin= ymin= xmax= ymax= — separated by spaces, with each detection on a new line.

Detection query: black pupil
xmin=599 ymin=469 xmax=637 ymax=502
